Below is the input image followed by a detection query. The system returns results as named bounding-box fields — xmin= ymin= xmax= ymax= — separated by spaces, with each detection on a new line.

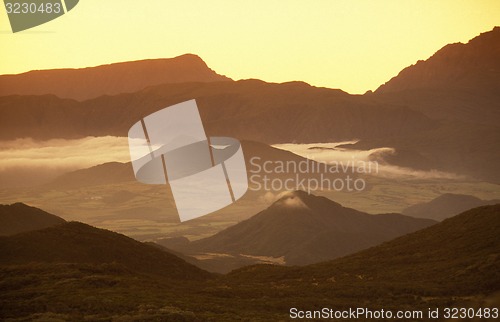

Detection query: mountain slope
xmin=0 ymin=79 xmax=434 ymax=142
xmin=402 ymin=193 xmax=500 ymax=221
xmin=46 ymin=161 xmax=135 ymax=189
xmin=231 ymin=204 xmax=500 ymax=296
xmin=374 ymin=27 xmax=500 ymax=125
xmin=0 ymin=54 xmax=231 ymax=101
xmin=178 ymin=191 xmax=435 ymax=269
xmin=0 ymin=29 xmax=498 ymax=183
xmin=377 ymin=27 xmax=500 ymax=95
xmin=0 ymin=203 xmax=66 ymax=236
xmin=0 ymin=221 xmax=211 ymax=280
xmin=0 ymin=205 xmax=497 ymax=320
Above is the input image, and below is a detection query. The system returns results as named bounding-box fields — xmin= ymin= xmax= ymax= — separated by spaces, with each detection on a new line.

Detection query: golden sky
xmin=1 ymin=0 xmax=499 ymax=94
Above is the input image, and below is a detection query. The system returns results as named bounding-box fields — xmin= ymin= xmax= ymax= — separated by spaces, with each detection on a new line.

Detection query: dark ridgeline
xmin=0 ymin=219 xmax=211 ymax=281
xmin=0 ymin=54 xmax=232 ymax=101
xmin=0 ymin=203 xmax=498 ymax=320
xmin=402 ymin=193 xmax=500 ymax=221
xmin=171 ymin=191 xmax=435 ymax=272
xmin=0 ymin=203 xmax=66 ymax=236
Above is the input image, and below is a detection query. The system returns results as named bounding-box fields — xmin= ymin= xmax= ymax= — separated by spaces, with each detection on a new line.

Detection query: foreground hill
xmin=230 ymin=204 xmax=500 ymax=298
xmin=1 ymin=204 xmax=497 ymax=320
xmin=0 ymin=54 xmax=231 ymax=101
xmin=0 ymin=203 xmax=66 ymax=236
xmin=402 ymin=193 xmax=500 ymax=221
xmin=174 ymin=191 xmax=435 ymax=271
xmin=0 ymin=221 xmax=211 ymax=280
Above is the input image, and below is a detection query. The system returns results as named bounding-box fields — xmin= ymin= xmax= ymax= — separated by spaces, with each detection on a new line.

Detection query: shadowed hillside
xmin=402 ymin=193 xmax=500 ymax=221
xmin=374 ymin=27 xmax=500 ymax=125
xmin=46 ymin=162 xmax=135 ymax=189
xmin=1 ymin=204 xmax=497 ymax=320
xmin=172 ymin=191 xmax=435 ymax=272
xmin=0 ymin=79 xmax=433 ymax=142
xmin=0 ymin=203 xmax=66 ymax=236
xmin=0 ymin=221 xmax=212 ymax=280
xmin=230 ymin=204 xmax=500 ymax=297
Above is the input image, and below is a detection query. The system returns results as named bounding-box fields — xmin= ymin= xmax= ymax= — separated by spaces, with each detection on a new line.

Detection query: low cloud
xmin=0 ymin=136 xmax=130 ymax=187
xmin=273 ymin=142 xmax=464 ymax=180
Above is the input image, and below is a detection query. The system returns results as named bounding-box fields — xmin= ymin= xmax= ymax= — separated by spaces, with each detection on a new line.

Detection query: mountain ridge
xmin=402 ymin=193 xmax=500 ymax=221
xmin=0 ymin=203 xmax=66 ymax=236
xmin=376 ymin=27 xmax=500 ymax=94
xmin=0 ymin=220 xmax=212 ymax=280
xmin=171 ymin=191 xmax=436 ymax=272
xmin=0 ymin=54 xmax=232 ymax=101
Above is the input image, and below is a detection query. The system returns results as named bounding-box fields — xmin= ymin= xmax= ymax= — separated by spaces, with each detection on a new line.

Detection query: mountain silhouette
xmin=0 ymin=54 xmax=231 ymax=101
xmin=231 ymin=204 xmax=500 ymax=297
xmin=377 ymin=27 xmax=500 ymax=95
xmin=0 ymin=204 xmax=497 ymax=320
xmin=174 ymin=191 xmax=435 ymax=271
xmin=0 ymin=79 xmax=433 ymax=142
xmin=374 ymin=27 xmax=500 ymax=125
xmin=46 ymin=161 xmax=135 ymax=189
xmin=0 ymin=203 xmax=66 ymax=236
xmin=0 ymin=28 xmax=498 ymax=183
xmin=402 ymin=193 xmax=500 ymax=221
xmin=0 ymin=220 xmax=211 ymax=280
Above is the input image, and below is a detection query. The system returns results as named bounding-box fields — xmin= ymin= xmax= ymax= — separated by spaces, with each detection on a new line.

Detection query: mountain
xmin=360 ymin=27 xmax=500 ymax=183
xmin=0 ymin=54 xmax=231 ymax=101
xmin=377 ymin=27 xmax=500 ymax=95
xmin=0 ymin=203 xmax=66 ymax=236
xmin=0 ymin=79 xmax=434 ymax=142
xmin=374 ymin=27 xmax=500 ymax=125
xmin=173 ymin=191 xmax=435 ymax=272
xmin=0 ymin=220 xmax=211 ymax=280
xmin=231 ymin=204 xmax=500 ymax=298
xmin=43 ymin=139 xmax=347 ymax=190
xmin=46 ymin=161 xmax=135 ymax=189
xmin=0 ymin=29 xmax=498 ymax=183
xmin=1 ymin=204 xmax=497 ymax=320
xmin=402 ymin=193 xmax=500 ymax=221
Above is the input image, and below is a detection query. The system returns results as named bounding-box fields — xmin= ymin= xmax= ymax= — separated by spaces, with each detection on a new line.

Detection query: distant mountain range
xmin=46 ymin=161 xmax=135 ymax=189
xmin=1 ymin=28 xmax=499 ymax=182
xmin=0 ymin=203 xmax=66 ymax=236
xmin=402 ymin=193 xmax=500 ymax=221
xmin=0 ymin=54 xmax=231 ymax=101
xmin=167 ymin=191 xmax=435 ymax=272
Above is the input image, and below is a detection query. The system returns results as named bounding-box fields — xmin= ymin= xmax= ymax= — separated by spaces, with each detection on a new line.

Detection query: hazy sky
xmin=1 ymin=0 xmax=499 ymax=93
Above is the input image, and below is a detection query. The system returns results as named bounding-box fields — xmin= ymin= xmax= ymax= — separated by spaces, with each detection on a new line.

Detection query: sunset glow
xmin=1 ymin=0 xmax=499 ymax=93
